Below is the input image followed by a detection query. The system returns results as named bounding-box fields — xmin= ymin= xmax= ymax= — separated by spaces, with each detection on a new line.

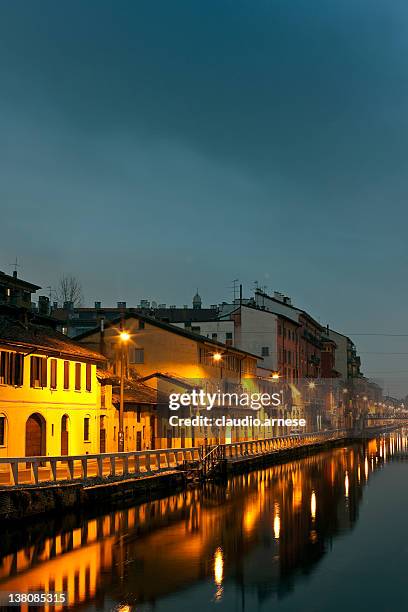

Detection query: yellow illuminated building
xmin=76 ymin=313 xmax=261 ymax=447
xmin=0 ymin=314 xmax=106 ymax=460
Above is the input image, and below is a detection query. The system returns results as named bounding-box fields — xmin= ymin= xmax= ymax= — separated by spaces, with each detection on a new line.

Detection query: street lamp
xmin=118 ymin=331 xmax=130 ymax=452
xmin=307 ymin=381 xmax=319 ymax=431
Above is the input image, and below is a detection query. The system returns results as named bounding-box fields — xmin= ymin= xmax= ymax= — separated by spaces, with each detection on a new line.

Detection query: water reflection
xmin=0 ymin=431 xmax=406 ymax=611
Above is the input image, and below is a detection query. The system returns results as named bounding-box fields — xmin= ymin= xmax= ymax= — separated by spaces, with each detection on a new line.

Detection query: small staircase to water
xmin=183 ymin=444 xmax=226 ymax=483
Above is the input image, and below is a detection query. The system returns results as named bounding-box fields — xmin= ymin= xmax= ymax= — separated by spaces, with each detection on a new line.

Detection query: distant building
xmin=323 ymin=328 xmax=362 ymax=380
xmin=0 ymin=270 xmax=40 ymax=309
xmin=253 ymin=289 xmax=323 ymax=379
xmin=52 ymin=294 xmax=220 ymax=338
xmin=320 ymin=336 xmax=340 ymax=378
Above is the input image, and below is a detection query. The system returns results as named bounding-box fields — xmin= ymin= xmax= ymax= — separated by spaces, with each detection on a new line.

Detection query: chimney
xmin=99 ymin=317 xmax=106 ymax=356
xmin=12 ymin=270 xmax=17 ymax=279
xmin=95 ymin=301 xmax=101 ymax=309
xmin=38 ymin=295 xmax=50 ymax=316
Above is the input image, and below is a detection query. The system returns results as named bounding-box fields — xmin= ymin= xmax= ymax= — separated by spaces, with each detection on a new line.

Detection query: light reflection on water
xmin=0 ymin=432 xmax=406 ymax=611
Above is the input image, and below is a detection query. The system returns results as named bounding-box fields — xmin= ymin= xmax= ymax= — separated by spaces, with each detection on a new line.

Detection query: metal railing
xmin=0 ymin=447 xmax=200 ymax=486
xmin=199 ymin=444 xmax=226 ymax=477
xmin=220 ymin=429 xmax=348 ymax=460
xmin=0 ymin=429 xmax=354 ymax=487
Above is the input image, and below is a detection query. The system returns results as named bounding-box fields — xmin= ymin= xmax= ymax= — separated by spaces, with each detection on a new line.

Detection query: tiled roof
xmin=139 ymin=372 xmax=198 ymax=390
xmin=75 ymin=312 xmax=262 ymax=359
xmin=98 ymin=373 xmax=159 ymax=405
xmin=0 ymin=270 xmax=40 ymax=291
xmin=0 ymin=315 xmax=106 ymax=363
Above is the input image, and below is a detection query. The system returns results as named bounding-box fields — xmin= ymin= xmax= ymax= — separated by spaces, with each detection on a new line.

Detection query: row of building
xmin=0 ymin=269 xmax=397 ymax=460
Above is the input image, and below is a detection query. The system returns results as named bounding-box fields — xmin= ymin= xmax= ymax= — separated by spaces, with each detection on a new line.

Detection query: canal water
xmin=2 ymin=432 xmax=408 ymax=612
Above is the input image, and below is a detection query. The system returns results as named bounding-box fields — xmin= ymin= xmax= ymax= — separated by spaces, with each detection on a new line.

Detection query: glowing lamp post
xmin=118 ymin=331 xmax=130 ymax=452
xmin=212 ymin=352 xmax=223 ymax=444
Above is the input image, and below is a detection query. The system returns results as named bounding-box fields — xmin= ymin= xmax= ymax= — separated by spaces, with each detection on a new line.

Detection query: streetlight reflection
xmin=274 ymin=502 xmax=281 ymax=539
xmin=311 ymin=491 xmax=316 ymax=520
xmin=214 ymin=546 xmax=224 ymax=601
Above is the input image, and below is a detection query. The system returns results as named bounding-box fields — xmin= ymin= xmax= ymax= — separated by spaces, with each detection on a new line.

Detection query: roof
xmin=225 ymin=303 xmax=302 ymax=327
xmin=254 ymin=289 xmax=323 ymax=330
xmin=52 ymin=306 xmax=219 ymax=324
xmin=0 ymin=270 xmax=41 ymax=291
xmin=97 ymin=371 xmax=162 ymax=405
xmin=0 ymin=314 xmax=106 ymax=363
xmin=74 ymin=312 xmax=262 ymax=360
xmin=138 ymin=372 xmax=198 ymax=390
xmin=155 ymin=307 xmax=218 ymax=323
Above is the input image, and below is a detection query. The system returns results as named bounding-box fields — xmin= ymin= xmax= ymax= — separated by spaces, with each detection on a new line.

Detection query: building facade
xmin=0 ymin=307 xmax=106 ymax=459
xmin=75 ymin=313 xmax=267 ymax=446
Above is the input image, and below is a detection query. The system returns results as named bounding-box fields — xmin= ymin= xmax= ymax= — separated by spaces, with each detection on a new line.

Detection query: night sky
xmin=1 ymin=1 xmax=408 ymax=394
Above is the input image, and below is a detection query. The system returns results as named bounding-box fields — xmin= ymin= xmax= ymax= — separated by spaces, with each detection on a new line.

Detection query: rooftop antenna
xmin=230 ymin=279 xmax=239 ymax=301
xmin=9 ymin=257 xmax=20 ymax=276
xmin=46 ymin=286 xmax=56 ymax=300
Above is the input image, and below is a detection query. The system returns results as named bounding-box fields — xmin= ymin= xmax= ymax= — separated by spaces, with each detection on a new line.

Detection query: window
xmin=84 ymin=417 xmax=90 ymax=441
xmin=0 ymin=351 xmax=24 ymax=386
xmin=75 ymin=363 xmax=81 ymax=390
xmin=261 ymin=346 xmax=269 ymax=357
xmin=226 ymin=332 xmax=233 ymax=340
xmin=131 ymin=348 xmax=144 ymax=364
xmin=137 ymin=406 xmax=141 ymax=423
xmin=86 ymin=363 xmax=92 ymax=391
xmin=191 ymin=326 xmax=201 ymax=333
xmin=138 ymin=320 xmax=145 ymax=329
xmin=0 ymin=416 xmax=6 ymax=446
xmin=63 ymin=361 xmax=70 ymax=389
xmin=30 ymin=356 xmax=47 ymax=388
xmin=50 ymin=359 xmax=57 ymax=389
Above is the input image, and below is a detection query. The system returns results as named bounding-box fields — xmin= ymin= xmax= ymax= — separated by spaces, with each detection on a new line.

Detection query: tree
xmin=56 ymin=275 xmax=83 ymax=307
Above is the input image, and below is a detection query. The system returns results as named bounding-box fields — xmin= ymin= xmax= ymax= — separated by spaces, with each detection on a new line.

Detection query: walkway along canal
xmin=0 ymin=426 xmax=399 ymax=520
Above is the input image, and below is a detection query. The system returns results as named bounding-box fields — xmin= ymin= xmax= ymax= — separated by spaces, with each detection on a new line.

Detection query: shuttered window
xmin=63 ymin=361 xmax=70 ymax=389
xmin=0 ymin=351 xmax=24 ymax=386
xmin=75 ymin=363 xmax=81 ymax=391
xmin=50 ymin=359 xmax=57 ymax=389
xmin=86 ymin=363 xmax=92 ymax=391
xmin=30 ymin=356 xmax=47 ymax=388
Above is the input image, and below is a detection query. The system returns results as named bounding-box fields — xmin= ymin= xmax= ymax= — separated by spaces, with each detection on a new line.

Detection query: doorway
xmin=25 ymin=413 xmax=46 ymax=458
xmin=61 ymin=415 xmax=69 ymax=455
xmin=100 ymin=416 xmax=106 ymax=453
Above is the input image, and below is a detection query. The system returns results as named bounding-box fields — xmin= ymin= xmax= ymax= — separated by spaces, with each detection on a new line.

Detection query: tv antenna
xmin=9 ymin=257 xmax=20 ymax=274
xmin=230 ymin=279 xmax=239 ymax=301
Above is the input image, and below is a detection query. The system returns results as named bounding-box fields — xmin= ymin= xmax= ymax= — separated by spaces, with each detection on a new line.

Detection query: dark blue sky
xmin=1 ymin=1 xmax=408 ymax=394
